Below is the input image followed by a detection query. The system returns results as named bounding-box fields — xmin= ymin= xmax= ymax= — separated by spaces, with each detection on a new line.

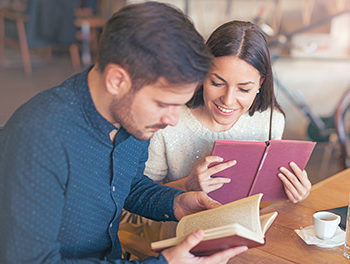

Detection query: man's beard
xmin=109 ymin=90 xmax=166 ymax=141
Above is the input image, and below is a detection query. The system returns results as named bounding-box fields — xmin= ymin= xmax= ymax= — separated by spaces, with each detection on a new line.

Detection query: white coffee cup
xmin=313 ymin=211 xmax=341 ymax=240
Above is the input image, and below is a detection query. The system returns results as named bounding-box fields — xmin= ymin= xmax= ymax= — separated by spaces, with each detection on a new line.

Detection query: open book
xmin=209 ymin=139 xmax=316 ymax=204
xmin=151 ymin=193 xmax=277 ymax=256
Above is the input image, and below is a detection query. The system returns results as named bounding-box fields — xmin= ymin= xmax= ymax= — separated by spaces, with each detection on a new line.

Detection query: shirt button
xmin=164 ymin=214 xmax=169 ymax=219
xmin=110 ymin=223 xmax=113 ymax=228
xmin=112 ymin=186 xmax=116 ymax=192
xmin=109 ymin=129 xmax=118 ymax=142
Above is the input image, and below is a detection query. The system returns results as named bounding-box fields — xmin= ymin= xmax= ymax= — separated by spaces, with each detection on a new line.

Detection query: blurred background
xmin=1 ymin=0 xmax=350 ymax=183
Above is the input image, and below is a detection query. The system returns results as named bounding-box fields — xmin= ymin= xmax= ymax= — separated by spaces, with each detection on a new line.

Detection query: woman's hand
xmin=278 ymin=161 xmax=311 ymax=203
xmin=185 ymin=156 xmax=236 ymax=193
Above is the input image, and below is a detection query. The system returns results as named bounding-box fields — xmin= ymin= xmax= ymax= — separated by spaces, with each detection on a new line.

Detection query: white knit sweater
xmin=145 ymin=106 xmax=285 ymax=182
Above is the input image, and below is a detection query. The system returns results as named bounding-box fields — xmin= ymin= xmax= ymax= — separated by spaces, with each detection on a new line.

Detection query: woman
xmin=144 ymin=20 xmax=310 ymax=203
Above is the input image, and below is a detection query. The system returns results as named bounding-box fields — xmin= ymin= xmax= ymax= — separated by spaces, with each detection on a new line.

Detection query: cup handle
xmin=337 ymin=215 xmax=341 ymax=225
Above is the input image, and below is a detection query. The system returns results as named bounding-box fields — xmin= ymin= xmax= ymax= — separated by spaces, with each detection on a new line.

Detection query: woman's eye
xmin=157 ymin=103 xmax=167 ymax=108
xmin=211 ymin=80 xmax=224 ymax=87
xmin=239 ymin=88 xmax=250 ymax=93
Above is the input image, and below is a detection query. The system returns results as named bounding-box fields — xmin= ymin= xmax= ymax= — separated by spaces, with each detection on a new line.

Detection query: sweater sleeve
xmin=271 ymin=110 xmax=286 ymax=140
xmin=144 ymin=131 xmax=169 ymax=182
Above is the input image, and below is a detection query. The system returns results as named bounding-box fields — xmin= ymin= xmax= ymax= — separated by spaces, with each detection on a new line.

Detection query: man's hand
xmin=162 ymin=230 xmax=248 ymax=264
xmin=173 ymin=191 xmax=220 ymax=221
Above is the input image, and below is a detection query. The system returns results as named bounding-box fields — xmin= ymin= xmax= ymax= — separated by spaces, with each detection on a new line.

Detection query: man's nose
xmin=161 ymin=107 xmax=180 ymax=127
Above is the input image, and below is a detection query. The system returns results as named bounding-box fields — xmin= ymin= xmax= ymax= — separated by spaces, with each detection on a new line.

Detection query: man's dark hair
xmin=97 ymin=1 xmax=212 ymax=90
xmin=187 ymin=20 xmax=283 ymax=116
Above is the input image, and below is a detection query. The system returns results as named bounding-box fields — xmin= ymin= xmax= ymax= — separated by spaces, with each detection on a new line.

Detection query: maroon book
xmin=151 ymin=225 xmax=265 ymax=256
xmin=151 ymin=194 xmax=278 ymax=256
xmin=189 ymin=232 xmax=264 ymax=256
xmin=209 ymin=140 xmax=316 ymax=204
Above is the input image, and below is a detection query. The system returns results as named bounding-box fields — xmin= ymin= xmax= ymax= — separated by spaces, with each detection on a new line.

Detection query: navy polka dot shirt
xmin=0 ymin=67 xmax=182 ymax=263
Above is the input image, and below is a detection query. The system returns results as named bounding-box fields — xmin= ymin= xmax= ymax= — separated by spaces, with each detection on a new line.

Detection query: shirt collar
xmin=74 ymin=66 xmax=129 ymax=142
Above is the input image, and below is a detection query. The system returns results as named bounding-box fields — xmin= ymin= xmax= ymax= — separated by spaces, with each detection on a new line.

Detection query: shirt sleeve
xmin=144 ymin=131 xmax=169 ymax=182
xmin=124 ymin=140 xmax=184 ymax=222
xmin=0 ymin=114 xmax=169 ymax=264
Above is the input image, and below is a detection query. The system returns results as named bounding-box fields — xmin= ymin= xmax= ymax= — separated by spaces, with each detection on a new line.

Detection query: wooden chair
xmin=70 ymin=15 xmax=105 ymax=70
xmin=0 ymin=2 xmax=105 ymax=74
xmin=0 ymin=1 xmax=54 ymax=75
xmin=335 ymin=89 xmax=350 ymax=168
xmin=118 ymin=228 xmax=158 ymax=261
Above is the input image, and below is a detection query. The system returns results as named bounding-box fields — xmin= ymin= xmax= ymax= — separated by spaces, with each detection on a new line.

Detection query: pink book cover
xmin=249 ymin=140 xmax=316 ymax=200
xmin=209 ymin=140 xmax=266 ymax=204
xmin=208 ymin=140 xmax=316 ymax=203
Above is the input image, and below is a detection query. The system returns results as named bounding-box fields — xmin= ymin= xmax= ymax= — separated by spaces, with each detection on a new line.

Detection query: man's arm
xmin=125 ymin=176 xmax=182 ymax=221
xmin=124 ymin=146 xmax=183 ymax=222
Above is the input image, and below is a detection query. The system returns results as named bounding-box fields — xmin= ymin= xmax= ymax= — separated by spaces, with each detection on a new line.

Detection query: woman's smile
xmin=215 ymin=103 xmax=235 ymax=115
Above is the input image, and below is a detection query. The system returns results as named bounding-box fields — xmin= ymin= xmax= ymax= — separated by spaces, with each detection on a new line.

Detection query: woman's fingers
xmin=204 ymin=183 xmax=225 ymax=193
xmin=191 ymin=157 xmax=235 ymax=192
xmin=278 ymin=162 xmax=311 ymax=203
xmin=278 ymin=173 xmax=299 ymax=203
xmin=289 ymin=162 xmax=311 ymax=190
xmin=201 ymin=155 xmax=225 ymax=167
xmin=207 ymin=159 xmax=237 ymax=175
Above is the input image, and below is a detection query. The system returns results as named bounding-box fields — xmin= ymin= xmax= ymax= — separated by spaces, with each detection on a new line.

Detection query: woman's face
xmin=202 ymin=55 xmax=262 ymax=131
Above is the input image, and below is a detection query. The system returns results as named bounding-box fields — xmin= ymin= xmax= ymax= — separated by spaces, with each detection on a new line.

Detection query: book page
xmin=260 ymin=212 xmax=278 ymax=235
xmin=177 ymin=194 xmax=263 ymax=238
xmin=202 ymin=223 xmax=264 ymax=243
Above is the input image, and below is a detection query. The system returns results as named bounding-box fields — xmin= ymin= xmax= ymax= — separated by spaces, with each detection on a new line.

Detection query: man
xmin=0 ymin=2 xmax=247 ymax=263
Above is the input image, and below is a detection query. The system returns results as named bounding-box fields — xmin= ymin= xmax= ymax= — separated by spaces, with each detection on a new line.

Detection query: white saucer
xmin=295 ymin=225 xmax=345 ymax=248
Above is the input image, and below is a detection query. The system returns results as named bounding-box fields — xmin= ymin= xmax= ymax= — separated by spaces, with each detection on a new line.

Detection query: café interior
xmin=2 ymin=0 xmax=350 ymax=183
xmin=1 ymin=0 xmax=350 ymax=262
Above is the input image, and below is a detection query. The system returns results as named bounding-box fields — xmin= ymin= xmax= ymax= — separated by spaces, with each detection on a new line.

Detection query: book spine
xmin=247 ymin=142 xmax=270 ymax=196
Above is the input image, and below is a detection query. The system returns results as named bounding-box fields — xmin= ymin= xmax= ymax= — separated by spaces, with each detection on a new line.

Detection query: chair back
xmin=335 ymin=89 xmax=350 ymax=168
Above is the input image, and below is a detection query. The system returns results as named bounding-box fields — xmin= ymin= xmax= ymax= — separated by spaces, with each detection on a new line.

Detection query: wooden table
xmin=230 ymin=169 xmax=350 ymax=263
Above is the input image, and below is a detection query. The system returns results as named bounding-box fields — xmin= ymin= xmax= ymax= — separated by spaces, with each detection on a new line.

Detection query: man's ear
xmin=104 ymin=64 xmax=132 ymax=96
